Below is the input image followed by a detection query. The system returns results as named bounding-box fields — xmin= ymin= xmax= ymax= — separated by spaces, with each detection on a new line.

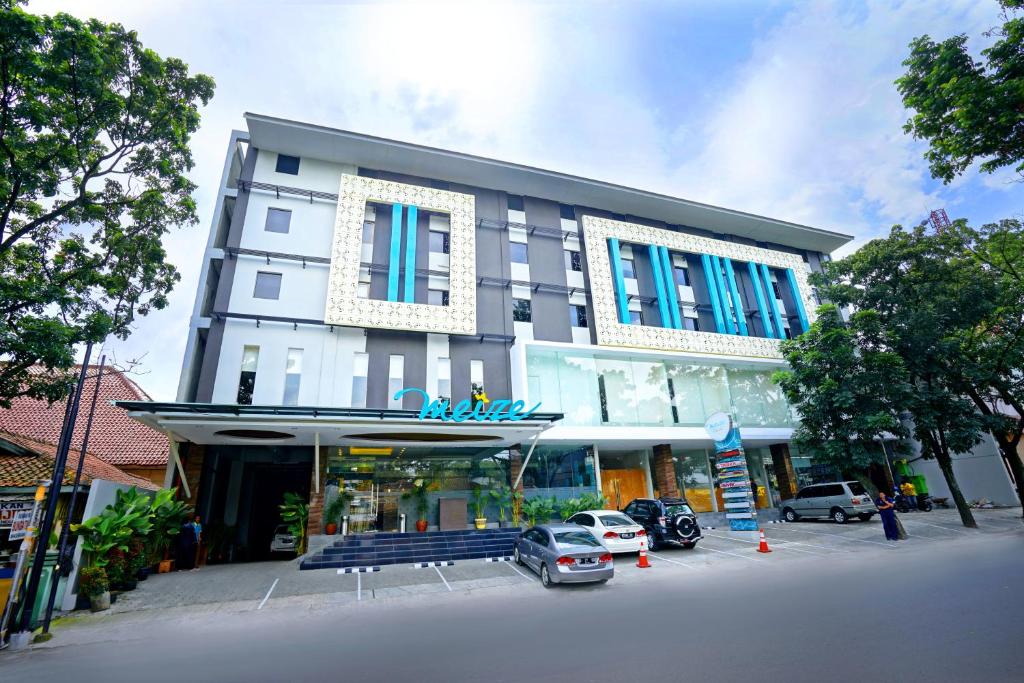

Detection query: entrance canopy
xmin=114 ymin=402 xmax=564 ymax=449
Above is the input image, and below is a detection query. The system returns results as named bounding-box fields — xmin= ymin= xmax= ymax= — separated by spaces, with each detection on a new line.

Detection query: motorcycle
xmin=895 ymin=492 xmax=933 ymax=513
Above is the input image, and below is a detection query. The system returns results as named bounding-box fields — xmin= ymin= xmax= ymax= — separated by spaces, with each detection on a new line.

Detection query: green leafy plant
xmin=489 ymin=485 xmax=512 ymax=524
xmin=558 ymin=497 xmax=585 ymax=521
xmin=521 ymin=496 xmax=556 ymax=527
xmin=579 ymin=491 xmax=608 ymax=510
xmin=78 ymin=566 xmax=108 ymax=598
xmin=147 ymin=489 xmax=192 ymax=564
xmin=470 ymin=486 xmax=488 ymax=520
xmin=401 ymin=480 xmax=432 ymax=520
xmin=510 ymin=490 xmax=524 ymax=527
xmin=324 ymin=490 xmax=352 ymax=528
xmin=279 ymin=492 xmax=309 ymax=555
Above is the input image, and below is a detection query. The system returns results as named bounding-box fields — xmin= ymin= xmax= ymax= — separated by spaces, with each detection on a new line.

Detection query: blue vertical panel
xmin=403 ymin=204 xmax=418 ymax=303
xmin=711 ymin=255 xmax=736 ymax=334
xmin=785 ymin=268 xmax=810 ymax=335
xmin=647 ymin=244 xmax=670 ymax=327
xmin=761 ymin=263 xmax=787 ymax=338
xmin=387 ymin=204 xmax=403 ymax=302
xmin=608 ymin=238 xmax=631 ymax=324
xmin=700 ymin=254 xmax=726 ymax=333
xmin=659 ymin=246 xmax=682 ymax=329
xmin=723 ymin=258 xmax=749 ymax=336
xmin=747 ymin=261 xmax=774 ymax=339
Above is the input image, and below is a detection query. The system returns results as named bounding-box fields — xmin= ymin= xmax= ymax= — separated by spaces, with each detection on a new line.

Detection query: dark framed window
xmin=559 ymin=204 xmax=576 ymax=220
xmin=771 ymin=280 xmax=782 ymax=299
xmin=237 ymin=345 xmax=259 ymax=405
xmin=683 ymin=316 xmax=700 ymax=331
xmin=253 ymin=272 xmax=282 ymax=300
xmin=628 ymin=310 xmax=643 ymax=325
xmin=429 ymin=231 xmax=450 ymax=254
xmin=621 ymin=258 xmax=636 ymax=279
xmin=512 ymin=298 xmax=532 ymax=322
xmin=275 ymin=154 xmax=300 ymax=175
xmin=264 ymin=208 xmax=292 ymax=234
xmin=569 ymin=304 xmax=588 ymax=328
xmin=507 ymin=194 xmax=525 ymax=212
xmin=564 ymin=250 xmax=582 ymax=272
xmin=673 ymin=265 xmax=690 ymax=286
xmin=509 ymin=242 xmax=529 ymax=264
xmin=428 ymin=289 xmax=450 ymax=306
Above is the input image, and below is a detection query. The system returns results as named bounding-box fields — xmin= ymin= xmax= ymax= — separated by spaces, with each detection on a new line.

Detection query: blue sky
xmin=29 ymin=0 xmax=1023 ymax=400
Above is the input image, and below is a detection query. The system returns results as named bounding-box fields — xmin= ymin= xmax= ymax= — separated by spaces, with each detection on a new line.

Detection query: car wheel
xmin=540 ymin=563 xmax=553 ymax=588
xmin=645 ymin=533 xmax=659 ymax=552
xmin=858 ymin=513 xmax=873 ymax=522
xmin=682 ymin=542 xmax=697 ymax=550
xmin=598 ymin=579 xmax=608 ymax=584
xmin=513 ymin=546 xmax=523 ymax=565
xmin=831 ymin=508 xmax=848 ymax=524
xmin=921 ymin=501 xmax=933 ymax=512
xmin=783 ymin=507 xmax=798 ymax=523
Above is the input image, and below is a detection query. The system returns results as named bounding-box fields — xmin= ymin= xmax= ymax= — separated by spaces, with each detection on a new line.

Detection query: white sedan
xmin=566 ymin=510 xmax=647 ymax=553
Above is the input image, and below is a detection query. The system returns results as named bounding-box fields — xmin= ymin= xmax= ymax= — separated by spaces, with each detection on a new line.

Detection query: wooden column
xmin=652 ymin=444 xmax=680 ymax=498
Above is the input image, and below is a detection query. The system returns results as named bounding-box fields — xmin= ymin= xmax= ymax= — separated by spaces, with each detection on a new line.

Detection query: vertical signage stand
xmin=704 ymin=412 xmax=758 ymax=532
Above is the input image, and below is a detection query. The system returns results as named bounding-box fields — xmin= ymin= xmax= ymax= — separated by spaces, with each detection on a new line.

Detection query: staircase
xmin=299 ymin=528 xmax=524 ymax=570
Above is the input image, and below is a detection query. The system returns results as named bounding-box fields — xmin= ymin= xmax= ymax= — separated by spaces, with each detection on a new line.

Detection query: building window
xmin=362 ymin=220 xmax=374 ymax=245
xmin=771 ymin=279 xmax=782 ymax=299
xmin=512 ymin=298 xmax=532 ymax=322
xmin=282 ymin=348 xmax=302 ymax=406
xmin=357 ymin=283 xmax=370 ymax=299
xmin=275 ymin=154 xmax=300 ymax=175
xmin=628 ymin=310 xmax=643 ymax=325
xmin=237 ymin=345 xmax=259 ymax=405
xmin=559 ymin=204 xmax=575 ymax=220
xmin=569 ymin=304 xmax=588 ymax=328
xmin=352 ymin=352 xmax=368 ymax=408
xmin=673 ymin=265 xmax=690 ymax=286
xmin=470 ymin=360 xmax=485 ymax=407
xmin=507 ymin=195 xmax=524 ymax=212
xmin=388 ymin=355 xmax=404 ymax=409
xmin=564 ymin=250 xmax=582 ymax=272
xmin=437 ymin=357 xmax=451 ymax=402
xmin=621 ymin=257 xmax=636 ymax=279
xmin=683 ymin=316 xmax=700 ymax=331
xmin=428 ymin=289 xmax=449 ymax=306
xmin=265 ymin=208 xmax=292 ymax=234
xmin=782 ymin=326 xmax=793 ymax=339
xmin=509 ymin=242 xmax=529 ymax=264
xmin=429 ymin=230 xmax=450 ymax=254
xmin=253 ymin=272 xmax=282 ymax=300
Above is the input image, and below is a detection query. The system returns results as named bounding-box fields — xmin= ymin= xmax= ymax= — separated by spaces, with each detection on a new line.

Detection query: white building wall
xmin=905 ymin=433 xmax=1018 ymax=506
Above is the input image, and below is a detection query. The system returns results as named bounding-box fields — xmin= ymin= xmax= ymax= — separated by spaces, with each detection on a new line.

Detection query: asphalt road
xmin=4 ymin=527 xmax=1023 ymax=682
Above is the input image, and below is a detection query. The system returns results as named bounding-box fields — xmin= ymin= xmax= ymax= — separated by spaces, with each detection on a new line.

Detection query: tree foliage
xmin=0 ymin=2 xmax=214 ymax=406
xmin=896 ymin=1 xmax=1024 ymax=182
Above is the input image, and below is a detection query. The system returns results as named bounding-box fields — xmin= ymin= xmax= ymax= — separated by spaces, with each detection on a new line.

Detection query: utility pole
xmin=14 ymin=343 xmax=93 ymax=636
xmin=41 ymin=355 xmax=107 ymax=633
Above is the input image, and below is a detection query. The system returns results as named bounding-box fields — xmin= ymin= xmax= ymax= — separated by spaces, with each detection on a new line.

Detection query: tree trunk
xmin=930 ymin=430 xmax=977 ymax=528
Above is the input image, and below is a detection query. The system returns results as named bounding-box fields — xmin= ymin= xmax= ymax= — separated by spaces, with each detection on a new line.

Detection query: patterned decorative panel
xmin=582 ymin=215 xmax=818 ymax=359
xmin=324 ymin=175 xmax=477 ymax=334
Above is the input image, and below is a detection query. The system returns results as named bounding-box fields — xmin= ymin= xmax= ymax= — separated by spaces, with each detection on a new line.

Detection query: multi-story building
xmin=120 ymin=113 xmax=859 ymax=558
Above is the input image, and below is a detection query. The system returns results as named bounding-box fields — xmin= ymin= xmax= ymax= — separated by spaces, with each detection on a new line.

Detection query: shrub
xmin=78 ymin=566 xmax=109 ymax=597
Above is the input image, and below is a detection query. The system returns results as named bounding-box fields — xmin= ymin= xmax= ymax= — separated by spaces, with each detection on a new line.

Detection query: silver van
xmin=781 ymin=481 xmax=876 ymax=524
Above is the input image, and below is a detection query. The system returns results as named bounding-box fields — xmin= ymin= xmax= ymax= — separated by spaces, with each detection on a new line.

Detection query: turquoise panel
xmin=608 ymin=238 xmax=631 ymax=324
xmin=761 ymin=263 xmax=787 ymax=338
xmin=647 ymin=244 xmax=670 ymax=327
xmin=387 ymin=204 xmax=403 ymax=302
xmin=711 ymin=255 xmax=736 ymax=334
xmin=700 ymin=254 xmax=726 ymax=333
xmin=747 ymin=261 xmax=774 ymax=339
xmin=785 ymin=268 xmax=810 ymax=335
xmin=403 ymin=204 xmax=418 ymax=303
xmin=659 ymin=246 xmax=682 ymax=329
xmin=723 ymin=258 xmax=748 ymax=336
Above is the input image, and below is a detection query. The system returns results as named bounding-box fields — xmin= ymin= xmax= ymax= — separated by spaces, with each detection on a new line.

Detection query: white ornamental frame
xmin=582 ymin=215 xmax=818 ymax=359
xmin=324 ymin=174 xmax=477 ymax=335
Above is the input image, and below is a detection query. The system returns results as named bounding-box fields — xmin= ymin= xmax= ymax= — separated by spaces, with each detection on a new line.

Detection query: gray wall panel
xmin=524 ymin=197 xmax=571 ymax=342
xmin=365 ymin=330 xmax=428 ymax=409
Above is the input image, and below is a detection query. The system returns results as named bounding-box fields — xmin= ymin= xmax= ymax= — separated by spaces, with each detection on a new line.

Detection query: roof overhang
xmin=245 ymin=113 xmax=854 ymax=254
xmin=115 ymin=402 xmax=563 ymax=449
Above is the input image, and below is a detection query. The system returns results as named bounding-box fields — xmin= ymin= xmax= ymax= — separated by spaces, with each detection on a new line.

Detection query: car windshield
xmin=553 ymin=530 xmax=602 ymax=547
xmin=665 ymin=504 xmax=693 ymax=515
xmin=597 ymin=514 xmax=636 ymax=527
xmin=848 ymin=482 xmax=867 ymax=496
xmin=275 ymin=526 xmax=290 ymax=535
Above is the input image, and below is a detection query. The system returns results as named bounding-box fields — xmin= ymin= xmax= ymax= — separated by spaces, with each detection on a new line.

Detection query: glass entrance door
xmin=340 ymin=457 xmax=401 ymax=533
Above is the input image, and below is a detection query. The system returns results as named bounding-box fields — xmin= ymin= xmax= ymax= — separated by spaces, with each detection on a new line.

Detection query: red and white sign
xmin=1 ymin=500 xmax=33 ymax=529
xmin=7 ymin=509 xmax=34 ymax=541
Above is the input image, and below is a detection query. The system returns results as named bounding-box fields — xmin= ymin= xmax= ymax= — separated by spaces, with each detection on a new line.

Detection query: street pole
xmin=41 ymin=355 xmax=106 ymax=633
xmin=14 ymin=343 xmax=93 ymax=636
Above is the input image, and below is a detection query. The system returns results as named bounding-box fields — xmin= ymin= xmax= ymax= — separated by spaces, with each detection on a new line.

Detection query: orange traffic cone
xmin=757 ymin=528 xmax=772 ymax=553
xmin=636 ymin=538 xmax=651 ymax=568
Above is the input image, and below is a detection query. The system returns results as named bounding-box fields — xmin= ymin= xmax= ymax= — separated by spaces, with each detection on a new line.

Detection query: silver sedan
xmin=513 ymin=524 xmax=614 ymax=587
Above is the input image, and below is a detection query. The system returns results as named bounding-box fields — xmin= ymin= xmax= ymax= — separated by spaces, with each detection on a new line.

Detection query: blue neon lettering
xmin=391 ymin=388 xmax=541 ymax=422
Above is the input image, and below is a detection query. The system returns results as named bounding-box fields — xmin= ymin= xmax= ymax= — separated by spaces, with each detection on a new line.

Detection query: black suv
xmin=622 ymin=497 xmax=702 ymax=551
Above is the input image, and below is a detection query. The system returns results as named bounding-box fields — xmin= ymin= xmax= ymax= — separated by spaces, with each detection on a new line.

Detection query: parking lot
xmin=91 ymin=506 xmax=1022 ymax=617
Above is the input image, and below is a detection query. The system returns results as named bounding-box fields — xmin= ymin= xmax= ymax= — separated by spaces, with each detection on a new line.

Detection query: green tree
xmin=0 ymin=2 xmax=214 ymax=406
xmin=896 ymin=1 xmax=1024 ymax=183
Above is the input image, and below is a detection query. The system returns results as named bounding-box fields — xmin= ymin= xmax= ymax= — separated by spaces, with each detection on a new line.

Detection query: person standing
xmin=190 ymin=515 xmax=203 ymax=571
xmin=876 ymin=491 xmax=900 ymax=541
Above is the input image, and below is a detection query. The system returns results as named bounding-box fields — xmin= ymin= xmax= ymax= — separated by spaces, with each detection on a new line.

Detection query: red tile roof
xmin=0 ymin=365 xmax=168 ymax=467
xmin=0 ymin=430 xmax=158 ymax=490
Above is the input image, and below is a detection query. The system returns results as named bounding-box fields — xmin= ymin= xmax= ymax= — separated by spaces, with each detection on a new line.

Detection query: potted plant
xmin=78 ymin=566 xmax=110 ymax=612
xmin=470 ymin=486 xmax=488 ymax=530
xmin=401 ymin=480 xmax=432 ymax=532
xmin=323 ymin=490 xmax=351 ymax=535
xmin=279 ymin=492 xmax=309 ymax=555
xmin=489 ymin=485 xmax=512 ymax=527
xmin=146 ymin=489 xmax=191 ymax=572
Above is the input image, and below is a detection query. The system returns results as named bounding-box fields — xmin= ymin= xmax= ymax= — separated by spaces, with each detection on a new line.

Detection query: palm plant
xmin=279 ymin=492 xmax=309 ymax=555
xmin=510 ymin=490 xmax=524 ymax=527
xmin=521 ymin=496 xmax=557 ymax=527
xmin=489 ymin=485 xmax=512 ymax=525
xmin=400 ymin=480 xmax=432 ymax=522
xmin=147 ymin=489 xmax=192 ymax=564
xmin=470 ymin=486 xmax=488 ymax=520
xmin=324 ymin=490 xmax=352 ymax=530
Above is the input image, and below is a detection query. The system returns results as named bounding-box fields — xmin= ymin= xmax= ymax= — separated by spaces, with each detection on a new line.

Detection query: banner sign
xmin=0 ymin=500 xmax=33 ymax=529
xmin=704 ymin=412 xmax=758 ymax=532
xmin=7 ymin=509 xmax=34 ymax=541
xmin=394 ymin=388 xmax=541 ymax=423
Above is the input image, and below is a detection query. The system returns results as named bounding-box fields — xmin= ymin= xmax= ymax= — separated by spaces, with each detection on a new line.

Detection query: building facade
xmin=122 ymin=113 xmax=867 ymax=558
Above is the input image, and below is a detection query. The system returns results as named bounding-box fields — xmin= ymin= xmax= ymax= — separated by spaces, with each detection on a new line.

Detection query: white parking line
xmin=694 ymin=545 xmax=762 ymax=562
xmin=257 ymin=578 xmax=278 ymax=610
xmin=771 ymin=525 xmax=895 ymax=548
xmin=502 ymin=561 xmax=536 ymax=582
xmin=902 ymin=519 xmax=969 ymax=533
xmin=357 ymin=572 xmax=362 ymax=601
xmin=434 ymin=564 xmax=452 ymax=592
xmin=646 ymin=551 xmax=695 ymax=569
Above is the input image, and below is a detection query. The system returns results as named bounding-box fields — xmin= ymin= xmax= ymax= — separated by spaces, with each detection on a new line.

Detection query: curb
xmin=337 ymin=566 xmax=380 ymax=574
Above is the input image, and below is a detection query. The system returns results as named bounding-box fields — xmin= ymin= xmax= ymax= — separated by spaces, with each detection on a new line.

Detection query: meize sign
xmin=394 ymin=388 xmax=541 ymax=423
